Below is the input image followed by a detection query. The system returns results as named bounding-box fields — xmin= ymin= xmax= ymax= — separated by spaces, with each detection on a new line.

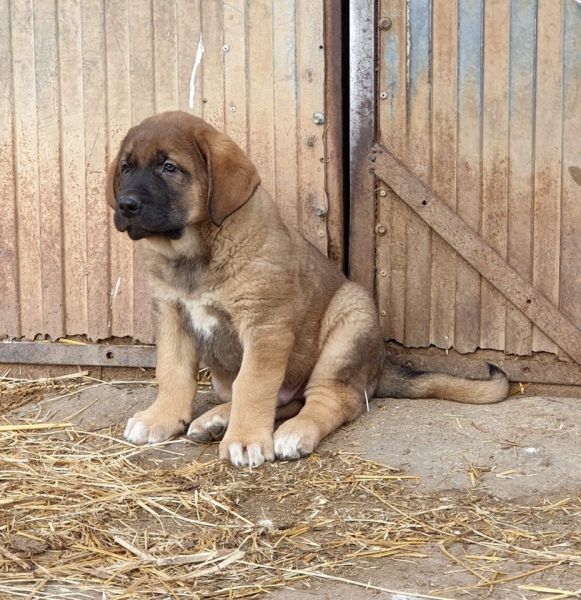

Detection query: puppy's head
xmin=106 ymin=111 xmax=261 ymax=240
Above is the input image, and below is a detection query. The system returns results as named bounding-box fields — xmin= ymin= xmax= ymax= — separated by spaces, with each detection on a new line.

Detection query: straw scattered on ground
xmin=0 ymin=371 xmax=94 ymax=413
xmin=1 ymin=376 xmax=581 ymax=600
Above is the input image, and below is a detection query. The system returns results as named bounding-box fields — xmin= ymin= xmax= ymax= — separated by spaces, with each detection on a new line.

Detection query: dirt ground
xmin=6 ymin=381 xmax=581 ymax=599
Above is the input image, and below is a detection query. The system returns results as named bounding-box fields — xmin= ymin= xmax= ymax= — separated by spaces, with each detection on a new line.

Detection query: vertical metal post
xmin=348 ymin=0 xmax=377 ymax=294
xmin=323 ymin=0 xmax=345 ymax=268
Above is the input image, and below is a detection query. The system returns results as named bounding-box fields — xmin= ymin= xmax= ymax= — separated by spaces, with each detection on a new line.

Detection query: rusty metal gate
xmin=350 ymin=0 xmax=581 ymax=386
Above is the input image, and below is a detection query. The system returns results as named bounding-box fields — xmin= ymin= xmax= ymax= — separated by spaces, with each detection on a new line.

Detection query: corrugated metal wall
xmin=375 ymin=0 xmax=581 ymax=356
xmin=0 ymin=0 xmax=331 ymax=344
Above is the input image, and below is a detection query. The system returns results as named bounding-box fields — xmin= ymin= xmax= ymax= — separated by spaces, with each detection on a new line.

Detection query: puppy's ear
xmin=106 ymin=158 xmax=120 ymax=209
xmin=195 ymin=129 xmax=261 ymax=227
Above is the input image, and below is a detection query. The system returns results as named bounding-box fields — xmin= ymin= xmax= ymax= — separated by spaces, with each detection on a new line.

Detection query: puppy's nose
xmin=117 ymin=196 xmax=141 ymax=218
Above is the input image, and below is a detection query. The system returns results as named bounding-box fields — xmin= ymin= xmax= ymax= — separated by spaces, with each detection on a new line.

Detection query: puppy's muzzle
xmin=117 ymin=195 xmax=142 ymax=218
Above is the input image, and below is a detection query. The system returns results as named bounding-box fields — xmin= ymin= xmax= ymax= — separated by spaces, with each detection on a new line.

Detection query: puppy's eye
xmin=120 ymin=163 xmax=131 ymax=175
xmin=163 ymin=162 xmax=178 ymax=173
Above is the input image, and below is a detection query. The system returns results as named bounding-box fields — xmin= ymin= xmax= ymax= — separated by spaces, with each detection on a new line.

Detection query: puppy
xmin=107 ymin=111 xmax=509 ymax=467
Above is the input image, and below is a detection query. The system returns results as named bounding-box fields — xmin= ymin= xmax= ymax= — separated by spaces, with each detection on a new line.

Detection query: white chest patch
xmin=183 ymin=300 xmax=219 ymax=339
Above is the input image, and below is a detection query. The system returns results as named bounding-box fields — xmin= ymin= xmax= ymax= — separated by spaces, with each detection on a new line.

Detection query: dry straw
xmin=1 ymin=373 xmax=580 ymax=599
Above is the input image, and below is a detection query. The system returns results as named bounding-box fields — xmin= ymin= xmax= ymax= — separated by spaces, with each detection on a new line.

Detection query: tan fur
xmin=108 ymin=111 xmax=509 ymax=468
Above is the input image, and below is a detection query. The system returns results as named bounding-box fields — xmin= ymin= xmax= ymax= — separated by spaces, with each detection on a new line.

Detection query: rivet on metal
xmin=315 ymin=206 xmax=327 ymax=217
xmin=375 ymin=224 xmax=387 ymax=236
xmin=379 ymin=17 xmax=392 ymax=30
xmin=317 ymin=231 xmax=325 ymax=238
xmin=230 ymin=106 xmax=236 ymax=112
xmin=380 ymin=310 xmax=387 ymax=317
xmin=379 ymin=190 xmax=387 ymax=197
xmin=380 ymin=269 xmax=387 ymax=277
xmin=313 ymin=112 xmax=325 ymax=125
xmin=223 ymin=45 xmax=230 ymax=51
xmin=380 ymin=91 xmax=388 ymax=100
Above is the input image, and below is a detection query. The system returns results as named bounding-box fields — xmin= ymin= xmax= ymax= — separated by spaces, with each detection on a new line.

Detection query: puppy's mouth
xmin=114 ymin=218 xmax=184 ymax=241
xmin=127 ymin=225 xmax=184 ymax=241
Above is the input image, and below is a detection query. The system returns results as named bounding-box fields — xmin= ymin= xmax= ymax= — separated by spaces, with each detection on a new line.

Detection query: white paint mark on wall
xmin=111 ymin=277 xmax=121 ymax=301
xmin=108 ymin=276 xmax=122 ymax=330
xmin=189 ymin=35 xmax=204 ymax=109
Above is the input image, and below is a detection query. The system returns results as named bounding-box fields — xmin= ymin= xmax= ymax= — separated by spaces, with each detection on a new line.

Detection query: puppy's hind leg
xmin=274 ymin=282 xmax=383 ymax=460
xmin=273 ymin=381 xmax=363 ymax=460
xmin=188 ymin=372 xmax=304 ymax=444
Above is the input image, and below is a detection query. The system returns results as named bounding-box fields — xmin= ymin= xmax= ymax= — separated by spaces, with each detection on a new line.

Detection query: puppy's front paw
xmin=124 ymin=407 xmax=189 ymax=445
xmin=219 ymin=430 xmax=274 ymax=468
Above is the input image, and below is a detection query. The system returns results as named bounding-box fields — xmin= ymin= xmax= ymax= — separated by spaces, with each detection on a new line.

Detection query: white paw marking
xmin=124 ymin=414 xmax=184 ymax=445
xmin=124 ymin=419 xmax=150 ymax=444
xmin=228 ymin=443 xmax=247 ymax=467
xmin=246 ymin=443 xmax=266 ymax=468
xmin=274 ymin=433 xmax=303 ymax=460
xmin=223 ymin=442 xmax=267 ymax=468
xmin=124 ymin=418 xmax=170 ymax=445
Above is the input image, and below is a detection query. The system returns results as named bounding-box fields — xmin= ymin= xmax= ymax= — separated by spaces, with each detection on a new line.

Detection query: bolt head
xmin=379 ymin=189 xmax=387 ymax=197
xmin=380 ymin=91 xmax=388 ymax=99
xmin=313 ymin=112 xmax=325 ymax=125
xmin=223 ymin=45 xmax=229 ymax=51
xmin=315 ymin=206 xmax=327 ymax=217
xmin=317 ymin=230 xmax=325 ymax=238
xmin=375 ymin=224 xmax=387 ymax=235
xmin=379 ymin=17 xmax=392 ymax=30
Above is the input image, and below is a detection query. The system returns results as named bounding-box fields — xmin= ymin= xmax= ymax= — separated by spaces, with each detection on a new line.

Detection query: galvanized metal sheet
xmin=373 ymin=147 xmax=581 ymax=366
xmin=359 ymin=0 xmax=581 ymax=365
xmin=1 ymin=0 xmax=336 ymax=344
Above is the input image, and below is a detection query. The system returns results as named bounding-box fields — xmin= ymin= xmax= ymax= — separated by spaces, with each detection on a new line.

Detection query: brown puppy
xmin=107 ymin=111 xmax=509 ymax=467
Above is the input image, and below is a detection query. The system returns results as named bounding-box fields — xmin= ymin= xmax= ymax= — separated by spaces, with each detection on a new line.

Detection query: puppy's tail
xmin=376 ymin=360 xmax=509 ymax=405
